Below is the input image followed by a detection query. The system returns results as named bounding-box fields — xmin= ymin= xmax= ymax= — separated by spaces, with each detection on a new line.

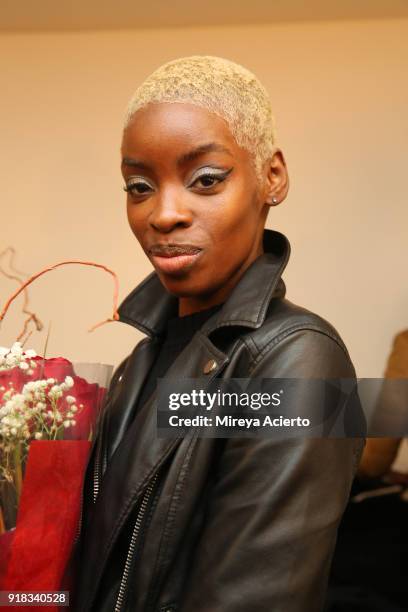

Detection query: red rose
xmin=0 ymin=367 xmax=27 ymax=398
xmin=0 ymin=357 xmax=107 ymax=441
xmin=62 ymin=375 xmax=106 ymax=441
xmin=31 ymin=357 xmax=75 ymax=380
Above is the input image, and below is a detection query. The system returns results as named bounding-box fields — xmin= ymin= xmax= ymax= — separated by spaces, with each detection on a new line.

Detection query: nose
xmin=149 ymin=187 xmax=193 ymax=232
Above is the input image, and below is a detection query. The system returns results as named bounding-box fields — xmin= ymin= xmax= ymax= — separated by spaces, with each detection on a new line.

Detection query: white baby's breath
xmin=0 ymin=349 xmax=80 ymax=448
xmin=0 ymin=342 xmax=38 ymax=372
xmin=64 ymin=376 xmax=74 ymax=388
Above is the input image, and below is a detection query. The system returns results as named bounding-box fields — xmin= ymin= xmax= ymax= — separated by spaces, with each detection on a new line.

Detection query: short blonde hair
xmin=123 ymin=55 xmax=278 ymax=181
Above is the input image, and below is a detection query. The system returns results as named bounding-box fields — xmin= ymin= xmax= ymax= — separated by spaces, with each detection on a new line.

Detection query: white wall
xmin=0 ymin=18 xmax=407 ymax=376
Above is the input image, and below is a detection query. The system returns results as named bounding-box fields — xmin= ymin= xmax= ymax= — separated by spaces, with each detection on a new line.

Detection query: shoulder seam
xmin=249 ymin=324 xmax=351 ymax=372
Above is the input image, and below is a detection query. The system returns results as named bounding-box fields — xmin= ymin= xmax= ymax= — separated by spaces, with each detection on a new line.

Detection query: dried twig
xmin=0 ymin=260 xmax=120 ymax=336
xmin=0 ymin=246 xmax=28 ymax=278
xmin=0 ymin=247 xmax=44 ymax=341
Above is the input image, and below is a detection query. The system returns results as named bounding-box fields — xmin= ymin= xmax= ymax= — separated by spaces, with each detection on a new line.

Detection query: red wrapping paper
xmin=2 ymin=440 xmax=90 ymax=611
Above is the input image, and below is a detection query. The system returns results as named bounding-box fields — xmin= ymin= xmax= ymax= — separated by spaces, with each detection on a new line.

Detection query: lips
xmin=148 ymin=243 xmax=203 ymax=274
xmin=149 ymin=244 xmax=202 ymax=257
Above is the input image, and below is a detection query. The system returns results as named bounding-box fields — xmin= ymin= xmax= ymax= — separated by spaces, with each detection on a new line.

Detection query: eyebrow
xmin=121 ymin=142 xmax=233 ymax=170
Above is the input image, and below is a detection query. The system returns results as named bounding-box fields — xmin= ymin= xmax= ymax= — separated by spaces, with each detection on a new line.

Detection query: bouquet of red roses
xmin=0 ymin=258 xmax=117 ymax=608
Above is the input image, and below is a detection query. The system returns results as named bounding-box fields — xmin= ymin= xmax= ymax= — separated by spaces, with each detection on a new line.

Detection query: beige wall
xmin=0 ymin=18 xmax=407 ymax=376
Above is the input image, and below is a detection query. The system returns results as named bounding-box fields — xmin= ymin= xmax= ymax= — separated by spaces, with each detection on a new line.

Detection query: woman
xmin=73 ymin=55 xmax=364 ymax=612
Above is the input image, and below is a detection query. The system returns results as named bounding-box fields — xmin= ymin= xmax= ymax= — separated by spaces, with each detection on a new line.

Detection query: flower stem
xmin=13 ymin=444 xmax=23 ymax=505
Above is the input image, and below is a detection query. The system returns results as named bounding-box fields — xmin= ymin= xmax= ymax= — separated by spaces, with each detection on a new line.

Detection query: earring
xmin=272 ymin=196 xmax=279 ymax=204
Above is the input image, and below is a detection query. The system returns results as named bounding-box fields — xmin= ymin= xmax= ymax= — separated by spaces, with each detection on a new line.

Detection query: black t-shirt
xmin=135 ymin=301 xmax=224 ymax=413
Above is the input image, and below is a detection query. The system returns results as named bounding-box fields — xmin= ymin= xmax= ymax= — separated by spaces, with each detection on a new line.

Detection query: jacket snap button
xmin=203 ymin=359 xmax=217 ymax=374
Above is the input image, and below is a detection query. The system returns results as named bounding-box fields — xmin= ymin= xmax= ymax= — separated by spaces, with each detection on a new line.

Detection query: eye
xmin=123 ymin=177 xmax=154 ymax=196
xmin=189 ymin=168 xmax=233 ymax=191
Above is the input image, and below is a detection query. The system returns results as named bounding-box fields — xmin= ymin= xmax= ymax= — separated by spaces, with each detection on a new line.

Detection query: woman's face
xmin=121 ymin=102 xmax=283 ymax=316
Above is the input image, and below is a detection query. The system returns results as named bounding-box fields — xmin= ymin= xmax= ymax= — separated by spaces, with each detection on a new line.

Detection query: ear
xmin=263 ymin=148 xmax=290 ymax=206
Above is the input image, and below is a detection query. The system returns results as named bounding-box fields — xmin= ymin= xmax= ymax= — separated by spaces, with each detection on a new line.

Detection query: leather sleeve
xmin=178 ymin=329 xmax=365 ymax=612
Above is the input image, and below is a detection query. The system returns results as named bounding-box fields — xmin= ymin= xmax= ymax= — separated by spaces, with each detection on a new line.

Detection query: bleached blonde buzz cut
xmin=123 ymin=55 xmax=278 ymax=182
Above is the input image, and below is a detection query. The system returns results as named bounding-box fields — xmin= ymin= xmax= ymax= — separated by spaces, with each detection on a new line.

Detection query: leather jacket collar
xmin=118 ymin=228 xmax=291 ymax=337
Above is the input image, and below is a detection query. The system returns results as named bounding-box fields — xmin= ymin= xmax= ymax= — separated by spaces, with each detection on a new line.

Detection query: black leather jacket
xmin=73 ymin=228 xmax=364 ymax=612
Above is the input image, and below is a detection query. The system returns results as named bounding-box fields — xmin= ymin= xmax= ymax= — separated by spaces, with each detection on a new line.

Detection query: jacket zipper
xmin=93 ymin=449 xmax=101 ymax=503
xmin=75 ymin=438 xmax=101 ymax=544
xmin=91 ymin=412 xmax=174 ymax=610
xmin=67 ymin=430 xmax=103 ymax=552
xmin=93 ymin=427 xmax=104 ymax=503
xmin=73 ymin=485 xmax=84 ymax=545
xmin=114 ymin=471 xmax=160 ymax=612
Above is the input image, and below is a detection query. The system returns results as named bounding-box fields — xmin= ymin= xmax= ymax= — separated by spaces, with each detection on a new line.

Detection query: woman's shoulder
xmin=263 ymin=297 xmax=347 ymax=346
xmin=247 ymin=297 xmax=355 ymax=378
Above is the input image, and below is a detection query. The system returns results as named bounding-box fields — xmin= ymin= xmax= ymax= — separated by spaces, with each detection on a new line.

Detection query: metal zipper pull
xmin=114 ymin=472 xmax=159 ymax=612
